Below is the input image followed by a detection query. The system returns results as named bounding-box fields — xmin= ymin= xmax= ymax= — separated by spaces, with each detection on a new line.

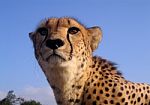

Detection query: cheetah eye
xmin=68 ymin=27 xmax=80 ymax=35
xmin=37 ymin=27 xmax=48 ymax=36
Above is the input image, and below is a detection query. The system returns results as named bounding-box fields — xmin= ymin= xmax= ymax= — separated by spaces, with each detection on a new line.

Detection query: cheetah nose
xmin=46 ymin=39 xmax=64 ymax=50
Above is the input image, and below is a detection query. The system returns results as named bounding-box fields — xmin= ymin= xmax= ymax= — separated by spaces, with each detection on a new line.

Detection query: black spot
xmin=81 ymin=64 xmax=84 ymax=68
xmin=109 ymin=83 xmax=112 ymax=87
xmin=96 ymin=68 xmax=99 ymax=71
xmin=76 ymin=93 xmax=79 ymax=96
xmin=82 ymin=52 xmax=84 ymax=55
xmin=112 ymin=95 xmax=115 ymax=97
xmin=125 ymin=102 xmax=128 ymax=105
xmin=109 ymin=80 xmax=113 ymax=82
xmin=95 ymin=75 xmax=98 ymax=78
xmin=93 ymin=89 xmax=96 ymax=94
xmin=87 ymin=94 xmax=91 ymax=99
xmin=105 ymin=87 xmax=109 ymax=91
xmin=77 ymin=85 xmax=82 ymax=89
xmin=116 ymin=102 xmax=120 ymax=105
xmin=128 ymin=96 xmax=130 ymax=99
xmin=132 ymin=93 xmax=135 ymax=98
xmin=101 ymin=82 xmax=104 ymax=86
xmin=72 ymin=85 xmax=75 ymax=88
xmin=141 ymin=93 xmax=143 ymax=97
xmin=105 ymin=73 xmax=109 ymax=75
xmin=104 ymin=100 xmax=108 ymax=104
xmin=97 ymin=83 xmax=100 ymax=87
xmin=134 ymin=101 xmax=136 ymax=104
xmin=117 ymin=70 xmax=122 ymax=76
xmin=112 ymin=88 xmax=115 ymax=93
xmin=75 ymin=99 xmax=80 ymax=103
xmin=110 ymin=100 xmax=114 ymax=104
xmin=114 ymin=83 xmax=117 ymax=87
xmin=99 ymin=78 xmax=103 ymax=80
xmin=137 ymin=97 xmax=141 ymax=102
xmin=94 ymin=60 xmax=97 ymax=64
xmin=96 ymin=96 xmax=100 ymax=100
xmin=120 ymin=83 xmax=124 ymax=85
xmin=111 ymin=66 xmax=116 ymax=70
xmin=99 ymin=71 xmax=102 ymax=74
xmin=92 ymin=65 xmax=95 ymax=68
xmin=132 ymin=85 xmax=135 ymax=89
xmin=106 ymin=93 xmax=110 ymax=97
xmin=91 ymin=79 xmax=94 ymax=82
xmin=118 ymin=92 xmax=122 ymax=97
xmin=136 ymin=89 xmax=138 ymax=92
xmin=121 ymin=98 xmax=125 ymax=102
xmin=103 ymin=70 xmax=106 ymax=72
xmin=120 ymin=87 xmax=124 ymax=91
xmin=85 ymin=89 xmax=88 ymax=93
xmin=126 ymin=91 xmax=129 ymax=95
xmin=101 ymin=65 xmax=108 ymax=69
xmin=92 ymin=101 xmax=97 ymax=105
xmin=105 ymin=81 xmax=108 ymax=84
xmin=68 ymin=99 xmax=74 ymax=102
xmin=99 ymin=90 xmax=103 ymax=94
xmin=145 ymin=94 xmax=148 ymax=99
xmin=147 ymin=86 xmax=149 ymax=89
xmin=83 ymin=58 xmax=85 ymax=62
xmin=105 ymin=76 xmax=109 ymax=79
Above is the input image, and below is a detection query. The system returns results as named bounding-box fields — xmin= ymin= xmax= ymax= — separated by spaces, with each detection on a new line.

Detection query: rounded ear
xmin=29 ymin=32 xmax=36 ymax=48
xmin=29 ymin=32 xmax=34 ymax=41
xmin=88 ymin=26 xmax=102 ymax=51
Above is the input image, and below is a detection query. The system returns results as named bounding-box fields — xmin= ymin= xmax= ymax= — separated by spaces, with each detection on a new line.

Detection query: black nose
xmin=46 ymin=39 xmax=64 ymax=50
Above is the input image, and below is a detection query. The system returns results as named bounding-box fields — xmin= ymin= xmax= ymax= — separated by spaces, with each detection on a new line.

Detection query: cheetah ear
xmin=29 ymin=32 xmax=37 ymax=49
xmin=29 ymin=32 xmax=36 ymax=47
xmin=29 ymin=32 xmax=34 ymax=41
xmin=88 ymin=26 xmax=102 ymax=51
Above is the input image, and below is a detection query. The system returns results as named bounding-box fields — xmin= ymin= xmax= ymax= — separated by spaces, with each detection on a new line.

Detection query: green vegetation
xmin=0 ymin=90 xmax=42 ymax=105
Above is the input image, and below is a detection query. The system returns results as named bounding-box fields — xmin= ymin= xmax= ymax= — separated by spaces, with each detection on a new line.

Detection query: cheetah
xmin=29 ymin=17 xmax=150 ymax=105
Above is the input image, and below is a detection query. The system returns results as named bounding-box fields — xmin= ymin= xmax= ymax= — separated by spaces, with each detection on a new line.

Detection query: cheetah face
xmin=30 ymin=18 xmax=102 ymax=67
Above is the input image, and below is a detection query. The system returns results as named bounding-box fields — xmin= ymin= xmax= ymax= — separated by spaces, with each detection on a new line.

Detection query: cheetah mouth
xmin=46 ymin=53 xmax=66 ymax=63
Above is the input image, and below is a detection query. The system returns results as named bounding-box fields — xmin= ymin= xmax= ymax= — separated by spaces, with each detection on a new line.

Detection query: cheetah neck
xmin=39 ymin=57 xmax=91 ymax=105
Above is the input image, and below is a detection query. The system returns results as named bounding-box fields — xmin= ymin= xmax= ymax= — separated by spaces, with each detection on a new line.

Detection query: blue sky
xmin=0 ymin=0 xmax=150 ymax=105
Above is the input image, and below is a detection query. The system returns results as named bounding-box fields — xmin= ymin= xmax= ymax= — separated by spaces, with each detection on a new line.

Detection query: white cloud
xmin=17 ymin=86 xmax=57 ymax=105
xmin=0 ymin=91 xmax=7 ymax=100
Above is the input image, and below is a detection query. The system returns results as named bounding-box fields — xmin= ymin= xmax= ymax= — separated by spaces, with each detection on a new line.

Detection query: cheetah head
xmin=29 ymin=18 xmax=102 ymax=94
xmin=30 ymin=18 xmax=102 ymax=67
